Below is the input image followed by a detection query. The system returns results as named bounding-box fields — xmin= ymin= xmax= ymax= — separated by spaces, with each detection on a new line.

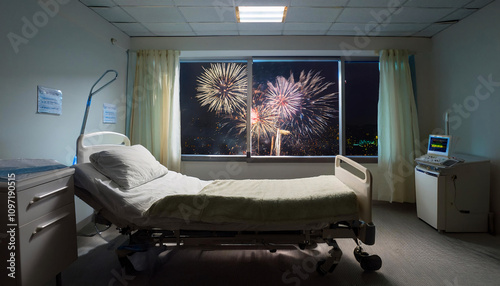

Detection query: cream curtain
xmin=377 ymin=49 xmax=420 ymax=203
xmin=129 ymin=50 xmax=181 ymax=172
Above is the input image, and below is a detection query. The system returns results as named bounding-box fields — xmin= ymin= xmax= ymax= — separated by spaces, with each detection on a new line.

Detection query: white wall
xmin=0 ymin=0 xmax=130 ymax=227
xmin=130 ymin=34 xmax=431 ymax=54
xmin=131 ymin=35 xmax=432 ymax=199
xmin=429 ymin=0 xmax=500 ymax=233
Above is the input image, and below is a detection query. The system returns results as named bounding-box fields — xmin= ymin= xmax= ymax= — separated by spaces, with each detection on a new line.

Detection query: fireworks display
xmin=196 ymin=63 xmax=247 ymax=114
xmin=285 ymin=70 xmax=338 ymax=138
xmin=250 ymin=105 xmax=277 ymax=140
xmin=265 ymin=75 xmax=303 ymax=121
xmin=192 ymin=61 xmax=339 ymax=156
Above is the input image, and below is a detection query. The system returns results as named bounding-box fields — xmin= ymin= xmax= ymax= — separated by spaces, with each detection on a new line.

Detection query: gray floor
xmin=48 ymin=201 xmax=500 ymax=286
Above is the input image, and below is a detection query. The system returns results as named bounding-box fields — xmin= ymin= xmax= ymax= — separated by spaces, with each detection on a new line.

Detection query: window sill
xmin=181 ymin=155 xmax=378 ymax=164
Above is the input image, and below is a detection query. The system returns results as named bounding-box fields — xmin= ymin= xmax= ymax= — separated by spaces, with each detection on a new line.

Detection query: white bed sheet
xmin=74 ymin=163 xmax=359 ymax=231
xmin=73 ymin=163 xmax=211 ymax=227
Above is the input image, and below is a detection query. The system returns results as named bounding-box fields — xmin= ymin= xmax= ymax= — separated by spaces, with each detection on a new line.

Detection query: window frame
xmin=180 ymin=56 xmax=378 ymax=163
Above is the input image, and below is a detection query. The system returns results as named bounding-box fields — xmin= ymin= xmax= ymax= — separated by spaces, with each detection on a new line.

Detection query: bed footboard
xmin=334 ymin=155 xmax=373 ymax=224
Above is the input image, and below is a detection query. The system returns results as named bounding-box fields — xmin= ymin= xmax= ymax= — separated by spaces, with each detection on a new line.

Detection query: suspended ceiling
xmin=79 ymin=0 xmax=494 ymax=38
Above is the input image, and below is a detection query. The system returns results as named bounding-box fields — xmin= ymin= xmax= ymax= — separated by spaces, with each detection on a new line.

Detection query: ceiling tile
xmin=329 ymin=22 xmax=366 ymax=31
xmin=284 ymin=22 xmax=331 ymax=32
xmin=390 ymin=7 xmax=456 ymax=23
xmin=346 ymin=0 xmax=401 ymax=8
xmin=439 ymin=8 xmax=475 ymax=22
xmin=173 ymin=0 xmax=231 ymax=5
xmin=90 ymin=7 xmax=135 ymax=22
xmin=80 ymin=0 xmax=115 ymax=7
xmin=371 ymin=31 xmax=415 ymax=36
xmin=112 ymin=22 xmax=154 ymax=36
xmin=412 ymin=23 xmax=451 ymax=37
xmin=465 ymin=0 xmax=495 ymax=9
xmin=153 ymin=31 xmax=196 ymax=36
xmin=113 ymin=0 xmax=175 ymax=5
xmin=190 ymin=22 xmax=237 ymax=31
xmin=190 ymin=23 xmax=238 ymax=35
xmin=404 ymin=0 xmax=471 ymax=8
xmin=142 ymin=22 xmax=194 ymax=35
xmin=369 ymin=23 xmax=428 ymax=36
xmin=290 ymin=0 xmax=348 ymax=7
xmin=375 ymin=23 xmax=428 ymax=32
xmin=286 ymin=7 xmax=342 ymax=22
xmin=336 ymin=7 xmax=393 ymax=23
xmin=179 ymin=6 xmax=236 ymax=22
xmin=195 ymin=30 xmax=239 ymax=36
xmin=121 ymin=6 xmax=185 ymax=23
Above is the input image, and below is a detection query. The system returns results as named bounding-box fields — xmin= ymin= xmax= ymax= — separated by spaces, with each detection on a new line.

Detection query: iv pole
xmin=73 ymin=70 xmax=118 ymax=164
xmin=80 ymin=70 xmax=118 ymax=135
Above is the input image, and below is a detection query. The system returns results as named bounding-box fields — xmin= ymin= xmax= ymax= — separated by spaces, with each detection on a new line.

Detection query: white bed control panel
xmin=415 ymin=154 xmax=460 ymax=169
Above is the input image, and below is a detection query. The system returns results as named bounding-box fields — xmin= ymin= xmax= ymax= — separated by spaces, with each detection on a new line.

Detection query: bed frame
xmin=75 ymin=131 xmax=381 ymax=274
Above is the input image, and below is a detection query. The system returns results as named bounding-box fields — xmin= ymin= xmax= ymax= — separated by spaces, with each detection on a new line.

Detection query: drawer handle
xmin=31 ymin=213 xmax=68 ymax=237
xmin=29 ymin=186 xmax=68 ymax=205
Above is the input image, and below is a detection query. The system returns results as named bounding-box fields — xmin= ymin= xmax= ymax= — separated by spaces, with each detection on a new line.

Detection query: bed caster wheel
xmin=316 ymin=260 xmax=337 ymax=275
xmin=353 ymin=246 xmax=369 ymax=262
xmin=354 ymin=246 xmax=381 ymax=271
xmin=360 ymin=254 xmax=382 ymax=271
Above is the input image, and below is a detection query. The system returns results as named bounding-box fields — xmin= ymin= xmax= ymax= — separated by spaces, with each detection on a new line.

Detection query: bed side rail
xmin=77 ymin=131 xmax=131 ymax=164
xmin=334 ymin=155 xmax=373 ymax=224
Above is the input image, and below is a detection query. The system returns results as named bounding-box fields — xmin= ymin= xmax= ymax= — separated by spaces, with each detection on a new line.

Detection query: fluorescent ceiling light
xmin=236 ymin=6 xmax=287 ymax=23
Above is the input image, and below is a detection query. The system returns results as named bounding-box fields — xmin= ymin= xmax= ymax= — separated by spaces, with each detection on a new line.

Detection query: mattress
xmin=73 ymin=163 xmax=358 ymax=231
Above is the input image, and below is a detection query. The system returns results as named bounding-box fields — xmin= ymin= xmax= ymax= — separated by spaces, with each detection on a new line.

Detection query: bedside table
xmin=0 ymin=167 xmax=77 ymax=286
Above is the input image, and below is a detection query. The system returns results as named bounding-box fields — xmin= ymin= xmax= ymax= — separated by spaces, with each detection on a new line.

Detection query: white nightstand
xmin=0 ymin=167 xmax=77 ymax=286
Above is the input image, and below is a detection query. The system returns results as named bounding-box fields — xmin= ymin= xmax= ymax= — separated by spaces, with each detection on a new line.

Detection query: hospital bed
xmin=72 ymin=131 xmax=382 ymax=275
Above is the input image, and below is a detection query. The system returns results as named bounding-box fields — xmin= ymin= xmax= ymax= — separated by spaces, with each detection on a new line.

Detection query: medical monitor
xmin=427 ymin=135 xmax=451 ymax=157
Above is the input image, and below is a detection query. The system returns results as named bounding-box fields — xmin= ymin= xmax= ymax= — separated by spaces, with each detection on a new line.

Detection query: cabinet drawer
xmin=18 ymin=203 xmax=77 ymax=286
xmin=17 ymin=175 xmax=74 ymax=227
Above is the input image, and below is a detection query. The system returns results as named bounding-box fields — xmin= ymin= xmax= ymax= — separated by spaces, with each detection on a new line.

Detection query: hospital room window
xmin=251 ymin=58 xmax=339 ymax=156
xmin=344 ymin=61 xmax=379 ymax=156
xmin=180 ymin=57 xmax=378 ymax=159
xmin=180 ymin=60 xmax=248 ymax=155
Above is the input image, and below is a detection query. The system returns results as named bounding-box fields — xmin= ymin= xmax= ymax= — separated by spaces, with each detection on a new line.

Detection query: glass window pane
xmin=180 ymin=61 xmax=247 ymax=155
xmin=252 ymin=59 xmax=339 ymax=156
xmin=345 ymin=61 xmax=379 ymax=156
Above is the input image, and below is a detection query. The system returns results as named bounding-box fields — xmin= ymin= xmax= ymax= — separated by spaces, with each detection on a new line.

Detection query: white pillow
xmin=89 ymin=145 xmax=168 ymax=189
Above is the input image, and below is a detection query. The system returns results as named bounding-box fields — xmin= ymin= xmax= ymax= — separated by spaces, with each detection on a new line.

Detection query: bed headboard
xmin=76 ymin=131 xmax=131 ymax=164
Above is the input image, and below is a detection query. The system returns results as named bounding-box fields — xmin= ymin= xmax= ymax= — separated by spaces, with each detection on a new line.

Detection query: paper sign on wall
xmin=103 ymin=103 xmax=117 ymax=124
xmin=37 ymin=86 xmax=62 ymax=115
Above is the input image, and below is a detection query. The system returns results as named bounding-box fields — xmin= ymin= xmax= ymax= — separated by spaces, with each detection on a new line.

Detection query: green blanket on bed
xmin=144 ymin=175 xmax=358 ymax=225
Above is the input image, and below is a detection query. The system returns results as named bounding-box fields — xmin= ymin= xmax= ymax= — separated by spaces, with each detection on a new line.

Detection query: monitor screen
xmin=427 ymin=135 xmax=451 ymax=157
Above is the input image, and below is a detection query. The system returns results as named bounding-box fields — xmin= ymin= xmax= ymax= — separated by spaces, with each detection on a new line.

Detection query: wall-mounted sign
xmin=37 ymin=86 xmax=62 ymax=115
xmin=103 ymin=103 xmax=117 ymax=124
